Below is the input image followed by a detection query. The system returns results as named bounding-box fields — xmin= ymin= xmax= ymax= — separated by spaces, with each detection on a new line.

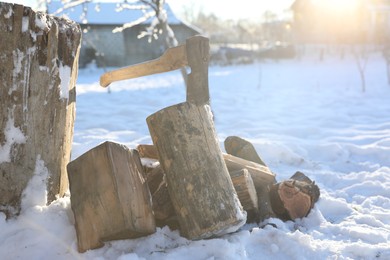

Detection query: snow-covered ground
xmin=1 ymin=53 xmax=390 ymax=259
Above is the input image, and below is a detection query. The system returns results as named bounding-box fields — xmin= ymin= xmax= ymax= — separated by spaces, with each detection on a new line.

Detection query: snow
xmin=0 ymin=115 xmax=26 ymax=163
xmin=34 ymin=13 xmax=48 ymax=30
xmin=21 ymin=16 xmax=29 ymax=32
xmin=3 ymin=7 xmax=12 ymax=18
xmin=1 ymin=52 xmax=390 ymax=259
xmin=59 ymin=64 xmax=71 ymax=100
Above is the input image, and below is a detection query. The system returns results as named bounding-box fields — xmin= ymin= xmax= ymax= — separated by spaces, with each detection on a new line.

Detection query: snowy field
xmin=1 ymin=53 xmax=390 ymax=259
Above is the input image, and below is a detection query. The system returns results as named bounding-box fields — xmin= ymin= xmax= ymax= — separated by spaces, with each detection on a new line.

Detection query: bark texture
xmin=147 ymin=102 xmax=246 ymax=239
xmin=0 ymin=3 xmax=81 ymax=217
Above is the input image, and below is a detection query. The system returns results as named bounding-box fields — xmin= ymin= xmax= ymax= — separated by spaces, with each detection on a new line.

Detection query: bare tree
xmin=382 ymin=42 xmax=390 ymax=86
xmin=44 ymin=0 xmax=187 ymax=86
xmin=351 ymin=45 xmax=369 ymax=93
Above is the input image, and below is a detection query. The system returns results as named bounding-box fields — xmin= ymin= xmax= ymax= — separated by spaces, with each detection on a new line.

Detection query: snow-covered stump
xmin=0 ymin=3 xmax=81 ymax=217
xmin=147 ymin=103 xmax=247 ymax=239
xmin=67 ymin=141 xmax=156 ymax=253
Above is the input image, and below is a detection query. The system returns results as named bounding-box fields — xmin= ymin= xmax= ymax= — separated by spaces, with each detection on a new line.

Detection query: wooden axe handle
xmin=100 ymin=44 xmax=187 ymax=88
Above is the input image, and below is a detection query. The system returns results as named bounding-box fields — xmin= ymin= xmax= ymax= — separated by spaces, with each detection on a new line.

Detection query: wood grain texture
xmin=100 ymin=44 xmax=187 ymax=87
xmin=67 ymin=141 xmax=156 ymax=253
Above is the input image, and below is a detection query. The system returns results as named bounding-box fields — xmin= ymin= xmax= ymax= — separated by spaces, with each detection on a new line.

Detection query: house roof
xmin=47 ymin=0 xmax=183 ymax=26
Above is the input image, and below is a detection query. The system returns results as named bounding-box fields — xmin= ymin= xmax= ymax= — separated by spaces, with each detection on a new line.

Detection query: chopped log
xmin=145 ymin=163 xmax=260 ymax=225
xmin=222 ymin=154 xmax=276 ymax=189
xmin=0 ymin=3 xmax=81 ymax=217
xmin=147 ymin=102 xmax=246 ymax=239
xmin=67 ymin=141 xmax=156 ymax=253
xmin=229 ymin=168 xmax=258 ymax=212
xmin=229 ymin=168 xmax=259 ymax=222
xmin=270 ymin=171 xmax=320 ymax=221
xmin=145 ymin=165 xmax=164 ymax=195
xmin=223 ymin=154 xmax=276 ymax=221
xmin=224 ymin=136 xmax=266 ymax=166
xmin=137 ymin=144 xmax=159 ymax=159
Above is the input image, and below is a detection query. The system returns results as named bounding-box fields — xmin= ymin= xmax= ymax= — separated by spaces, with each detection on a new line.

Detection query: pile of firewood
xmin=66 ymin=36 xmax=319 ymax=253
xmin=67 ymin=136 xmax=319 ymax=252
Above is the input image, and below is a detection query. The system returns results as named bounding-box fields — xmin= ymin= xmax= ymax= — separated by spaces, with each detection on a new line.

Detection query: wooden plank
xmin=67 ymin=141 xmax=156 ymax=253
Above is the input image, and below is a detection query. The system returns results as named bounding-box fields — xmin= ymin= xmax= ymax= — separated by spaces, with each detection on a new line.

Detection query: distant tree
xmin=351 ymin=45 xmax=369 ymax=92
xmin=382 ymin=44 xmax=390 ymax=86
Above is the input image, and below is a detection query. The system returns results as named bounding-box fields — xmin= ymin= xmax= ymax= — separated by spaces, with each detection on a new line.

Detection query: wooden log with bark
xmin=147 ymin=102 xmax=246 ymax=239
xmin=270 ymin=171 xmax=320 ymax=221
xmin=146 ymin=36 xmax=246 ymax=239
xmin=0 ymin=3 xmax=81 ymax=217
xmin=67 ymin=141 xmax=156 ymax=253
xmin=224 ymin=136 xmax=266 ymax=166
xmin=136 ymin=143 xmax=278 ymax=222
xmin=143 ymin=159 xmax=261 ymax=225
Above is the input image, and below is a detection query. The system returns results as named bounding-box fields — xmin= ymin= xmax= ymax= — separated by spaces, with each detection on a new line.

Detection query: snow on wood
xmin=0 ymin=3 xmax=81 ymax=217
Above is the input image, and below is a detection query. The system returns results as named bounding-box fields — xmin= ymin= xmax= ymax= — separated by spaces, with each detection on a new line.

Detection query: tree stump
xmin=0 ymin=3 xmax=81 ymax=217
xmin=67 ymin=141 xmax=156 ymax=253
xmin=147 ymin=102 xmax=246 ymax=239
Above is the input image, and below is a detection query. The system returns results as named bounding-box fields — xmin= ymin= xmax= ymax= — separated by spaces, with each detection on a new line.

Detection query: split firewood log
xmin=67 ymin=141 xmax=156 ymax=252
xmin=224 ymin=136 xmax=266 ymax=166
xmin=137 ymin=143 xmax=277 ymax=223
xmin=269 ymin=171 xmax=320 ymax=221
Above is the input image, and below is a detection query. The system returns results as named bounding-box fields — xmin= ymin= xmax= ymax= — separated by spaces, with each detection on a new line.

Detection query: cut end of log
xmin=270 ymin=172 xmax=320 ymax=221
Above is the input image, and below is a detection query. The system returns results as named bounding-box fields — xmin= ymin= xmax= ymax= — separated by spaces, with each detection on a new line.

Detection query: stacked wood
xmin=0 ymin=3 xmax=81 ymax=217
xmin=136 ymin=143 xmax=277 ymax=224
xmin=270 ymin=171 xmax=320 ymax=221
xmin=67 ymin=141 xmax=156 ymax=253
xmin=147 ymin=102 xmax=246 ymax=239
xmin=223 ymin=153 xmax=276 ymax=220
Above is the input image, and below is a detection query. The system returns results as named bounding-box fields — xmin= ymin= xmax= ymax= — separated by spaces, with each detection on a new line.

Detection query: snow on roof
xmin=47 ymin=1 xmax=183 ymax=25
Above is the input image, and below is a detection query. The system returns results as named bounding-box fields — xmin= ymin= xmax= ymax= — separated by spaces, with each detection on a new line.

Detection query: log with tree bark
xmin=270 ymin=171 xmax=320 ymax=221
xmin=147 ymin=102 xmax=247 ymax=239
xmin=136 ymin=142 xmax=277 ymax=224
xmin=0 ymin=3 xmax=80 ymax=217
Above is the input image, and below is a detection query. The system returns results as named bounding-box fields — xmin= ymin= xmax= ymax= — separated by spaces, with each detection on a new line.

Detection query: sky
xmin=3 ymin=0 xmax=295 ymax=21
